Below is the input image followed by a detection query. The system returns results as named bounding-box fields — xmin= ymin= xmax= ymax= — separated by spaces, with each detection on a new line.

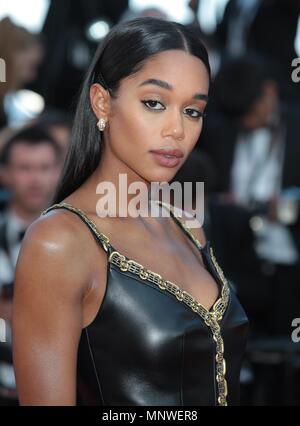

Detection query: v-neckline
xmin=42 ymin=201 xmax=229 ymax=317
xmin=107 ymin=242 xmax=226 ymax=316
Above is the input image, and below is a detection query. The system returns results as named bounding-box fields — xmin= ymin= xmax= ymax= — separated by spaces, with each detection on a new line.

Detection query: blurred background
xmin=0 ymin=0 xmax=300 ymax=406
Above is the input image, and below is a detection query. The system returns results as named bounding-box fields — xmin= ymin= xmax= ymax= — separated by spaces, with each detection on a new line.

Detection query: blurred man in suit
xmin=0 ymin=124 xmax=61 ymax=404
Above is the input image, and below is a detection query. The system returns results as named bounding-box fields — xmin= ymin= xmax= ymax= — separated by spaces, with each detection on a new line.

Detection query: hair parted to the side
xmin=52 ymin=17 xmax=211 ymax=204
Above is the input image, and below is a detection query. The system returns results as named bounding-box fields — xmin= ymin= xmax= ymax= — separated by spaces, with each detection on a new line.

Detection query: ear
xmin=89 ymin=83 xmax=111 ymax=121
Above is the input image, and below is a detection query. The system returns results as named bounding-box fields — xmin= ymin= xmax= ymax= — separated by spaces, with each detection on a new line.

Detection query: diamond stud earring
xmin=97 ymin=118 xmax=106 ymax=131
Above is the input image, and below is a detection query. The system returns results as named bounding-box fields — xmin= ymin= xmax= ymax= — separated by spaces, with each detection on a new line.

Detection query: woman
xmin=12 ymin=17 xmax=248 ymax=406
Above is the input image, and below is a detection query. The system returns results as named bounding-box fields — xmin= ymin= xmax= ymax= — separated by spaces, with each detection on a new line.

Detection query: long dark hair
xmin=52 ymin=17 xmax=211 ymax=204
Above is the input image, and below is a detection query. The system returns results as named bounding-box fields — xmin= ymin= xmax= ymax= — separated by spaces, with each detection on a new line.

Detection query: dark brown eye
xmin=185 ymin=108 xmax=206 ymax=119
xmin=141 ymin=100 xmax=165 ymax=110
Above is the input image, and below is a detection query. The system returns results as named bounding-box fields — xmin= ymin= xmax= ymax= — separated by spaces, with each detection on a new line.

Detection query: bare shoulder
xmin=24 ymin=208 xmax=83 ymax=251
xmin=22 ymin=208 xmax=89 ymax=263
xmin=15 ymin=208 xmax=95 ymax=300
xmin=28 ymin=207 xmax=92 ymax=247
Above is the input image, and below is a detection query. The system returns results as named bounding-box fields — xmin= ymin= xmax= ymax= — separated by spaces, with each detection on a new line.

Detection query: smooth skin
xmin=12 ymin=50 xmax=216 ymax=405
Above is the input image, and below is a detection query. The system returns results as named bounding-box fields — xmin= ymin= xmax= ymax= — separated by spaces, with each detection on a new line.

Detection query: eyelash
xmin=141 ymin=99 xmax=206 ymax=120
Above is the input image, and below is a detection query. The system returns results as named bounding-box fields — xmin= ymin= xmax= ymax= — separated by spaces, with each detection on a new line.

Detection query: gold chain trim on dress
xmin=209 ymin=247 xmax=230 ymax=406
xmin=155 ymin=201 xmax=230 ymax=405
xmin=108 ymin=247 xmax=230 ymax=406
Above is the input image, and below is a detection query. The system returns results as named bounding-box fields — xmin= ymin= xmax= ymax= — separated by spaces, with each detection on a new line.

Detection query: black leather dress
xmin=40 ymin=201 xmax=249 ymax=406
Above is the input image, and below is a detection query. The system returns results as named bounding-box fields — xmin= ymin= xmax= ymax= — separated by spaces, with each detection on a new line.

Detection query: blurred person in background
xmin=199 ymin=55 xmax=300 ymax=404
xmin=200 ymin=56 xmax=300 ymax=338
xmin=33 ymin=109 xmax=73 ymax=163
xmin=0 ymin=124 xmax=61 ymax=404
xmin=215 ymin=0 xmax=300 ymax=102
xmin=0 ymin=124 xmax=62 ymax=288
xmin=0 ymin=17 xmax=44 ymax=129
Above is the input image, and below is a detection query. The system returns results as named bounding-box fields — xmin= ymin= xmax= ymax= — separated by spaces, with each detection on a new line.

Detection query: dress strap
xmin=154 ymin=200 xmax=204 ymax=251
xmin=40 ymin=202 xmax=112 ymax=253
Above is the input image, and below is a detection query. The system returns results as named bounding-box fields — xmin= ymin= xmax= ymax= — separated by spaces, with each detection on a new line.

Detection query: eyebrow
xmin=138 ymin=78 xmax=209 ymax=101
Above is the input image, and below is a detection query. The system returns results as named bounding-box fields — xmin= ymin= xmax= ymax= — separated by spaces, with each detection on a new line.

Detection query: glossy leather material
xmin=41 ymin=203 xmax=249 ymax=406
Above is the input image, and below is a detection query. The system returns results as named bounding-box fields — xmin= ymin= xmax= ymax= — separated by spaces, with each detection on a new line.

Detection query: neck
xmin=79 ymin=149 xmax=152 ymax=218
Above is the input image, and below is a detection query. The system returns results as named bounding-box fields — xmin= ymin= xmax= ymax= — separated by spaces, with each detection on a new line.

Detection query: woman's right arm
xmin=12 ymin=214 xmax=91 ymax=405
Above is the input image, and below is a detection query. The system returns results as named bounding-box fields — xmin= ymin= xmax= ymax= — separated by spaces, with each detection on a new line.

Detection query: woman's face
xmin=92 ymin=49 xmax=209 ymax=183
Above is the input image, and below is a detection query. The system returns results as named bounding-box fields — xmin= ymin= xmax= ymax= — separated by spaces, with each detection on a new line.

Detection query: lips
xmin=150 ymin=148 xmax=184 ymax=168
xmin=150 ymin=149 xmax=184 ymax=158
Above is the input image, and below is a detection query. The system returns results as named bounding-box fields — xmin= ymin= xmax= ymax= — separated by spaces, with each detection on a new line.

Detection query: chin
xmin=146 ymin=169 xmax=179 ymax=184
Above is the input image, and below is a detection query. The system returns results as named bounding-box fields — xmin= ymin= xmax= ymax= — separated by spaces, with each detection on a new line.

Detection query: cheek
xmin=109 ymin=103 xmax=153 ymax=153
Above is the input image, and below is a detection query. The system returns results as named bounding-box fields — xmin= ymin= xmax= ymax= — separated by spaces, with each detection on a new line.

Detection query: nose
xmin=162 ymin=108 xmax=185 ymax=141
